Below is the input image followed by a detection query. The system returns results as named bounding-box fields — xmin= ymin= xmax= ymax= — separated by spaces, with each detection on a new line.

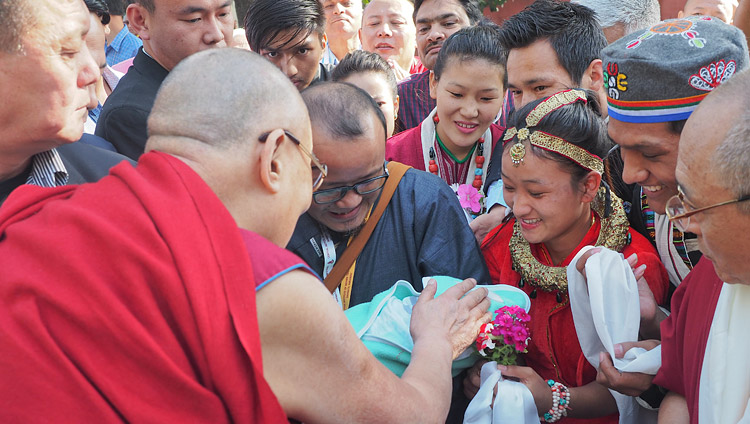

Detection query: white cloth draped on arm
xmin=567 ymin=246 xmax=661 ymax=424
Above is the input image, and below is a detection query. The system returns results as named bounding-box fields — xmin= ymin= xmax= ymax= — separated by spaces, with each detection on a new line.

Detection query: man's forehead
xmin=364 ymin=0 xmax=412 ymax=18
xmin=607 ymin=118 xmax=674 ymax=149
xmin=34 ymin=0 xmax=89 ymax=44
xmin=264 ymin=29 xmax=319 ymax=51
xmin=416 ymin=0 xmax=469 ymax=22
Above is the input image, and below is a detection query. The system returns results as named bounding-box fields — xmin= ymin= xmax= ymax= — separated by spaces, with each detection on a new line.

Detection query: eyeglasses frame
xmin=666 ymin=185 xmax=750 ymax=230
xmin=258 ymin=129 xmax=328 ymax=190
xmin=312 ymin=163 xmax=390 ymax=204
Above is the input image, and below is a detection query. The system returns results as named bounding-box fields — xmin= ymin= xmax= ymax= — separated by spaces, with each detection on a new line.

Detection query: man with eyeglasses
xmin=589 ymin=17 xmax=749 ymax=406
xmin=0 ymin=49 xmax=492 ymax=422
xmin=651 ymin=65 xmax=750 ymax=423
xmin=287 ymin=81 xmax=489 ymax=310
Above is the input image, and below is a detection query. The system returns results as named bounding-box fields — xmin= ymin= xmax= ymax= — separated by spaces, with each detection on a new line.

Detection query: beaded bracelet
xmin=543 ymin=379 xmax=571 ymax=422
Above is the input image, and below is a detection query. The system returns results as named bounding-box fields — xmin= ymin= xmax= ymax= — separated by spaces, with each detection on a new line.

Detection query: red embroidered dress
xmin=481 ymin=215 xmax=669 ymax=423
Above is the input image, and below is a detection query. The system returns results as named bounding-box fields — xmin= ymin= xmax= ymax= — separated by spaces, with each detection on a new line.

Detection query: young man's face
xmin=257 ymin=30 xmax=326 ymax=91
xmin=134 ymin=0 xmax=234 ymax=71
xmin=608 ymin=118 xmax=681 ymax=214
xmin=414 ymin=0 xmax=472 ymax=70
xmin=506 ymin=39 xmax=577 ymax=109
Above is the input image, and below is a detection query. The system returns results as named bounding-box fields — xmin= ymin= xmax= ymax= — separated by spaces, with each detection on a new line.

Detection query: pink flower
xmin=457 ymin=184 xmax=482 ymax=213
xmin=474 ymin=305 xmax=532 ymax=363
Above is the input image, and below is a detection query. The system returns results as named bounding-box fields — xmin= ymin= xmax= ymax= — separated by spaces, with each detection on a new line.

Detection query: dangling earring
xmin=433 ymin=113 xmax=439 ymax=125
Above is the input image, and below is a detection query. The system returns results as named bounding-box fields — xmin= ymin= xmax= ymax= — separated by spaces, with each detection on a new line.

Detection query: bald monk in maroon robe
xmin=0 ymin=48 xmax=491 ymax=423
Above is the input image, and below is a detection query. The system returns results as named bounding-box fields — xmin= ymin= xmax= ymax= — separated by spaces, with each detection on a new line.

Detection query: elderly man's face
xmin=321 ymin=0 xmax=363 ymax=40
xmin=608 ymin=119 xmax=680 ymax=214
xmin=679 ymin=0 xmax=737 ymax=23
xmin=0 ymin=0 xmax=98 ymax=154
xmin=675 ymin=99 xmax=750 ymax=285
xmin=415 ymin=0 xmax=471 ymax=70
xmin=360 ymin=0 xmax=417 ymax=71
xmin=134 ymin=0 xmax=234 ymax=71
xmin=307 ymin=113 xmax=386 ymax=234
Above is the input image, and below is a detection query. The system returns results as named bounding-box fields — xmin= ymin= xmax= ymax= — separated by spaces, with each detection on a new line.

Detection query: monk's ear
xmin=428 ymin=71 xmax=437 ymax=100
xmin=580 ymin=171 xmax=603 ymax=203
xmin=258 ymin=129 xmax=285 ymax=193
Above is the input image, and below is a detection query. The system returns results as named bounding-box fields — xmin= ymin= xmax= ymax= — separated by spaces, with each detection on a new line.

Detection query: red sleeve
xmin=653 ymin=276 xmax=689 ymax=396
xmin=489 ymin=123 xmax=506 ymax=154
xmin=653 ymin=258 xmax=723 ymax=422
xmin=385 ymin=126 xmax=426 ymax=171
xmin=480 ymin=218 xmax=516 ymax=285
xmin=623 ymin=228 xmax=670 ymax=305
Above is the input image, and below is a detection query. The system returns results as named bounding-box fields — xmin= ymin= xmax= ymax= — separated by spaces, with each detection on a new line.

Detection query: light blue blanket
xmin=345 ymin=276 xmax=531 ymax=377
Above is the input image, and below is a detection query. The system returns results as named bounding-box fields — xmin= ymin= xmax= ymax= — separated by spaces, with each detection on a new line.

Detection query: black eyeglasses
xmin=313 ymin=164 xmax=389 ymax=204
xmin=666 ymin=186 xmax=750 ymax=232
xmin=259 ymin=130 xmax=328 ymax=190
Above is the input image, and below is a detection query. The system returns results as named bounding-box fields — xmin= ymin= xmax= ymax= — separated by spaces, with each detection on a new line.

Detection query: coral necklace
xmin=428 ymin=113 xmax=485 ymax=188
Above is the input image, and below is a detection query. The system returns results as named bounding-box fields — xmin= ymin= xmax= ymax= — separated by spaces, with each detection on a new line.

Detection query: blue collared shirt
xmin=106 ymin=26 xmax=143 ymax=66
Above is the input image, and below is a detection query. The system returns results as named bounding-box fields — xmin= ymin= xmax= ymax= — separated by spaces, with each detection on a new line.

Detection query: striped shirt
xmin=397 ymin=70 xmax=433 ymax=132
xmin=25 ymin=149 xmax=68 ymax=188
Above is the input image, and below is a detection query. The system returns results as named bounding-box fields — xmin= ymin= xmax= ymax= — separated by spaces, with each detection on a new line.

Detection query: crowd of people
xmin=0 ymin=0 xmax=749 ymax=422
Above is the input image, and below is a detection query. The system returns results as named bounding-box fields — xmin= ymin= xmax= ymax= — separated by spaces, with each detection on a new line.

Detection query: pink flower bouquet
xmin=475 ymin=305 xmax=531 ymax=365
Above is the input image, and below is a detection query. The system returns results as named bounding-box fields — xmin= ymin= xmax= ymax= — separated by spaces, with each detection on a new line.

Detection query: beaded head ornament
xmin=503 ymin=89 xmax=604 ymax=175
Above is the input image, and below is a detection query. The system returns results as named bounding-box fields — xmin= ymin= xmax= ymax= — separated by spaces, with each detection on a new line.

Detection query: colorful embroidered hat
xmin=602 ymin=16 xmax=749 ymax=123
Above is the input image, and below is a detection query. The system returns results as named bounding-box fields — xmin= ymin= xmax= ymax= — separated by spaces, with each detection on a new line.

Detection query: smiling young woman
xmin=478 ymin=89 xmax=670 ymax=423
xmin=385 ymin=23 xmax=506 ymax=194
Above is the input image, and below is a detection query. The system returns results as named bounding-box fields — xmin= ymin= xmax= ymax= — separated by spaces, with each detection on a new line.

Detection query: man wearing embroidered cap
xmin=594 ymin=16 xmax=749 ymax=405
xmin=604 ymin=16 xmax=748 ymax=291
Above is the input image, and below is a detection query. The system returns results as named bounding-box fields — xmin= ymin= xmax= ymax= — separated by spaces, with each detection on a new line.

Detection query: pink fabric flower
xmin=457 ymin=184 xmax=482 ymax=213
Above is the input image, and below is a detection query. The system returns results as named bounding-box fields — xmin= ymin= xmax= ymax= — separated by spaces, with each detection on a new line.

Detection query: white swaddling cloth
xmin=567 ymin=246 xmax=661 ymax=424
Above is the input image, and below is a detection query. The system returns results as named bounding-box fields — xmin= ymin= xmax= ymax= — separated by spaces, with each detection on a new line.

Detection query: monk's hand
xmin=574 ymin=247 xmax=603 ymax=284
xmin=596 ymin=340 xmax=660 ymax=397
xmin=499 ymin=365 xmax=552 ymax=415
xmin=463 ymin=359 xmax=489 ymax=398
xmin=411 ymin=278 xmax=491 ymax=360
xmin=470 ymin=205 xmax=507 ymax=244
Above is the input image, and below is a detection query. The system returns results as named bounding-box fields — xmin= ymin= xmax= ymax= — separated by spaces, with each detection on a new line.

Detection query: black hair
xmin=668 ymin=119 xmax=687 ymax=135
xmin=244 ymin=0 xmax=326 ymax=52
xmin=302 ymin=82 xmax=388 ymax=142
xmin=413 ymin=0 xmax=483 ymax=25
xmin=332 ymin=50 xmax=398 ymax=100
xmin=497 ymin=0 xmax=607 ymax=85
xmin=104 ymin=0 xmax=126 ymax=16
xmin=504 ymin=89 xmax=610 ymax=185
xmin=133 ymin=0 xmax=154 ymax=14
xmin=84 ymin=0 xmax=111 ymax=25
xmin=433 ymin=21 xmax=506 ymax=84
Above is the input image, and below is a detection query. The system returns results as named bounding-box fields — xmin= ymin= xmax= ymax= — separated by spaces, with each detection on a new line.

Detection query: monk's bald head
xmin=147 ymin=48 xmax=308 ymax=154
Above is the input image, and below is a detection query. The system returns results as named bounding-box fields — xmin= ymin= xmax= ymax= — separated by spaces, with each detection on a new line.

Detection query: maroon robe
xmin=653 ymin=257 xmax=724 ymax=423
xmin=0 ymin=152 xmax=288 ymax=423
